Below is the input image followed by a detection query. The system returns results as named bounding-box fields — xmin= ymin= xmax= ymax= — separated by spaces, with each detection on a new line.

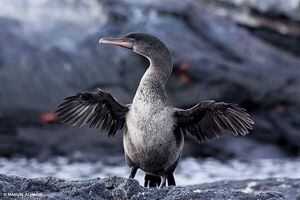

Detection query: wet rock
xmin=20 ymin=177 xmax=63 ymax=193
xmin=218 ymin=0 xmax=300 ymax=21
xmin=191 ymin=178 xmax=300 ymax=200
xmin=0 ymin=175 xmax=299 ymax=200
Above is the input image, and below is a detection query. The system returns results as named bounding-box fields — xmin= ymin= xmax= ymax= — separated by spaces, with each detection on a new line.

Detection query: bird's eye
xmin=131 ymin=35 xmax=141 ymax=41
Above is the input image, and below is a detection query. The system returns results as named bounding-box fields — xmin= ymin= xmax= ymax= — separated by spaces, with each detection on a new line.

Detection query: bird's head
xmin=99 ymin=32 xmax=169 ymax=60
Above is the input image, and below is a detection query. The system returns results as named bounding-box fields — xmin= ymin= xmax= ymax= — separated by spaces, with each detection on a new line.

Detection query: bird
xmin=55 ymin=32 xmax=254 ymax=188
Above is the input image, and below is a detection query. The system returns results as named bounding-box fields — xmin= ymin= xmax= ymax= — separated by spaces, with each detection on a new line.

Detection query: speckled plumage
xmin=124 ymin=67 xmax=184 ymax=176
xmin=121 ymin=34 xmax=184 ymax=180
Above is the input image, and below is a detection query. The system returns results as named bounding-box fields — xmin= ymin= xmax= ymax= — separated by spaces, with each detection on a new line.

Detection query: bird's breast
xmin=124 ymin=98 xmax=182 ymax=172
xmin=126 ymin=99 xmax=175 ymax=140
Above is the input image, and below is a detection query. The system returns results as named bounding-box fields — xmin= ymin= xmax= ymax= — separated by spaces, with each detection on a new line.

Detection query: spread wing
xmin=174 ymin=100 xmax=254 ymax=143
xmin=55 ymin=88 xmax=129 ymax=136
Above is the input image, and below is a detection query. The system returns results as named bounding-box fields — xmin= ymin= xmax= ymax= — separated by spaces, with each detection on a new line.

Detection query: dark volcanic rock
xmin=0 ymin=174 xmax=299 ymax=200
xmin=218 ymin=0 xmax=300 ymax=21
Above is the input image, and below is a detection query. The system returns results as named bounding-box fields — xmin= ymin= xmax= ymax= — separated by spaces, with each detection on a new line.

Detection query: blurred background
xmin=0 ymin=0 xmax=300 ymax=185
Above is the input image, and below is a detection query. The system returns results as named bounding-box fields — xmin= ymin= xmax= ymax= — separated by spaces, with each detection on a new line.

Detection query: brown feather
xmin=55 ymin=89 xmax=129 ymax=137
xmin=174 ymin=101 xmax=254 ymax=143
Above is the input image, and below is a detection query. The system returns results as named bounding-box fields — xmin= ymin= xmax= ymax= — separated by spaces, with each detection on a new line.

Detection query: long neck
xmin=145 ymin=47 xmax=173 ymax=85
xmin=135 ymin=49 xmax=172 ymax=103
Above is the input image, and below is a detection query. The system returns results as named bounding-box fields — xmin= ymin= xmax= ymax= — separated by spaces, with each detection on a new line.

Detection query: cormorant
xmin=55 ymin=32 xmax=254 ymax=188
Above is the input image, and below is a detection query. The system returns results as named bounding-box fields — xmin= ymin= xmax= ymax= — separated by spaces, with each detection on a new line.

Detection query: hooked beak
xmin=99 ymin=37 xmax=134 ymax=49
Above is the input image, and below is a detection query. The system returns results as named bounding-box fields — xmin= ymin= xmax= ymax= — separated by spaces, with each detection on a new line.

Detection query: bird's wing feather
xmin=55 ymin=88 xmax=129 ymax=136
xmin=173 ymin=100 xmax=254 ymax=143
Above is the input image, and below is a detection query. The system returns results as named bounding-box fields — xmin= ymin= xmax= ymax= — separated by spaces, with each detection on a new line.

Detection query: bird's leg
xmin=144 ymin=174 xmax=161 ymax=188
xmin=149 ymin=175 xmax=161 ymax=187
xmin=129 ymin=167 xmax=138 ymax=179
xmin=167 ymin=173 xmax=176 ymax=186
xmin=159 ymin=176 xmax=167 ymax=188
xmin=144 ymin=174 xmax=150 ymax=187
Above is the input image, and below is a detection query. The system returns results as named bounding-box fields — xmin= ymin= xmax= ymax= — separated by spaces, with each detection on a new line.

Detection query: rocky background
xmin=1 ymin=175 xmax=300 ymax=200
xmin=0 ymin=0 xmax=299 ymax=161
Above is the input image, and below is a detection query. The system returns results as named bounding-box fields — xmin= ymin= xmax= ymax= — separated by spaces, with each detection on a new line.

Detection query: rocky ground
xmin=0 ymin=174 xmax=299 ymax=200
